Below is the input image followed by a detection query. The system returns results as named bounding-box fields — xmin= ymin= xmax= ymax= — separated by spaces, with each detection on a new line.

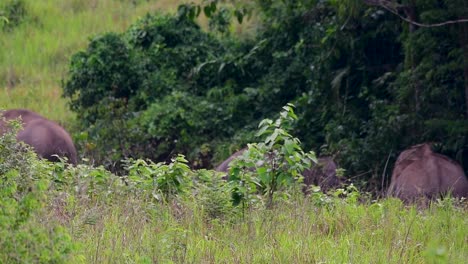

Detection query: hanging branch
xmin=363 ymin=0 xmax=468 ymax=27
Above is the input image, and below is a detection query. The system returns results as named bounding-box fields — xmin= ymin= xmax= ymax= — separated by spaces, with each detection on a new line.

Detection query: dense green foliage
xmin=63 ymin=0 xmax=468 ymax=192
xmin=0 ymin=0 xmax=29 ymax=31
xmin=0 ymin=120 xmax=79 ymax=263
xmin=64 ymin=13 xmax=259 ymax=169
xmin=245 ymin=0 xmax=468 ymax=190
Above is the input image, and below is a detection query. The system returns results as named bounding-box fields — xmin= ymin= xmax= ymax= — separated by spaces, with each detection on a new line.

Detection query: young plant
xmin=192 ymin=169 xmax=239 ymax=221
xmin=229 ymin=103 xmax=317 ymax=208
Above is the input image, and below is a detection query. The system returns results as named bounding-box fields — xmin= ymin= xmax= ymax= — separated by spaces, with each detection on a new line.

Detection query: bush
xmin=0 ymin=0 xmax=36 ymax=31
xmin=0 ymin=119 xmax=79 ymax=263
xmin=64 ymin=13 xmax=259 ymax=171
xmin=124 ymin=154 xmax=192 ymax=202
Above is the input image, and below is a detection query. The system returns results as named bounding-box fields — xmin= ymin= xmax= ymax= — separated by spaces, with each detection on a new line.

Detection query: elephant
xmin=215 ymin=147 xmax=341 ymax=193
xmin=0 ymin=109 xmax=78 ymax=165
xmin=215 ymin=148 xmax=247 ymax=173
xmin=387 ymin=143 xmax=468 ymax=201
xmin=302 ymin=156 xmax=341 ymax=193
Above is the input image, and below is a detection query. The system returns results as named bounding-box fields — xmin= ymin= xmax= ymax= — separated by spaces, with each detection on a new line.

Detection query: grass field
xmin=42 ymin=180 xmax=468 ymax=263
xmin=0 ymin=0 xmax=200 ymax=124
xmin=1 ymin=131 xmax=467 ymax=263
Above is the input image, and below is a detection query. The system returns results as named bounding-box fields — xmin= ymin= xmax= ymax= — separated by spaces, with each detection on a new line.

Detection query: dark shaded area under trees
xmin=63 ymin=0 xmax=468 ymax=193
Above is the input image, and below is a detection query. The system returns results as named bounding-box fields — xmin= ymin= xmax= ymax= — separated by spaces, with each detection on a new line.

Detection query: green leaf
xmin=234 ymin=9 xmax=244 ymax=24
xmin=204 ymin=5 xmax=212 ymax=17
xmin=265 ymin=128 xmax=279 ymax=144
xmin=283 ymin=139 xmax=296 ymax=154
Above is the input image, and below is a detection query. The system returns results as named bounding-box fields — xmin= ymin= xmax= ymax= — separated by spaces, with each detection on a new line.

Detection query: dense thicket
xmin=64 ymin=14 xmax=260 ymax=170
xmin=63 ymin=0 xmax=468 ymax=192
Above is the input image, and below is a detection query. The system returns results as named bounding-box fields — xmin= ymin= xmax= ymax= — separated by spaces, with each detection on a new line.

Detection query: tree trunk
xmin=403 ymin=2 xmax=421 ymax=113
xmin=460 ymin=22 xmax=468 ymax=118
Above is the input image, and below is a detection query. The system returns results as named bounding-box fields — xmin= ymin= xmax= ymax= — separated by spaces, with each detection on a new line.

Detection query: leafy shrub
xmin=0 ymin=119 xmax=79 ymax=263
xmin=124 ymin=154 xmax=192 ymax=202
xmin=0 ymin=0 xmax=36 ymax=31
xmin=64 ymin=13 xmax=259 ymax=171
xmin=228 ymin=104 xmax=316 ymax=208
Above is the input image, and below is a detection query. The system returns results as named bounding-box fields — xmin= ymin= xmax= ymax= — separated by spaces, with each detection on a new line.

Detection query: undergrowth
xmin=1 ymin=111 xmax=467 ymax=263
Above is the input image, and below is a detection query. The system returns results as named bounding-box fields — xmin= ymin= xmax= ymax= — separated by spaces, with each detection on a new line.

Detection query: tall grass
xmin=0 ymin=0 xmax=194 ymax=124
xmin=44 ymin=192 xmax=468 ymax=263
xmin=1 ymin=124 xmax=466 ymax=263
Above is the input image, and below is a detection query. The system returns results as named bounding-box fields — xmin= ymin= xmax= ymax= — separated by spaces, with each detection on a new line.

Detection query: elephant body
xmin=1 ymin=109 xmax=78 ymax=165
xmin=302 ymin=156 xmax=340 ymax=193
xmin=216 ymin=148 xmax=341 ymax=192
xmin=215 ymin=148 xmax=247 ymax=172
xmin=388 ymin=143 xmax=468 ymax=201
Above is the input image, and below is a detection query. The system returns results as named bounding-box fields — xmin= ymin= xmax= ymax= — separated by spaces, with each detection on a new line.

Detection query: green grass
xmin=43 ymin=192 xmax=467 ymax=263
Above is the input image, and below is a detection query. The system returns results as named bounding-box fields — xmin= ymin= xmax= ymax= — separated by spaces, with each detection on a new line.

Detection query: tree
xmin=363 ymin=0 xmax=468 ymax=117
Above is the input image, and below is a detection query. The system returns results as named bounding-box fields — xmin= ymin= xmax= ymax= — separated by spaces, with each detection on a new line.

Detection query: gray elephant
xmin=216 ymin=148 xmax=341 ymax=193
xmin=387 ymin=143 xmax=468 ymax=201
xmin=1 ymin=109 xmax=78 ymax=165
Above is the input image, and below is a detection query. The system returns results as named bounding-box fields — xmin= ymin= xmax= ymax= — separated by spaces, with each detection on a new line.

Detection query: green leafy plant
xmin=0 ymin=118 xmax=79 ymax=263
xmin=124 ymin=154 xmax=192 ymax=202
xmin=177 ymin=0 xmax=252 ymax=28
xmin=228 ymin=104 xmax=316 ymax=208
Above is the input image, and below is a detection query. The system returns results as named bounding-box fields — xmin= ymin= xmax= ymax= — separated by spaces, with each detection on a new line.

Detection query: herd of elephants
xmin=1 ymin=108 xmax=468 ymax=202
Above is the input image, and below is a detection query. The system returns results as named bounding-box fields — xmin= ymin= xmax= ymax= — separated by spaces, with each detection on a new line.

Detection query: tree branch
xmin=364 ymin=0 xmax=468 ymax=27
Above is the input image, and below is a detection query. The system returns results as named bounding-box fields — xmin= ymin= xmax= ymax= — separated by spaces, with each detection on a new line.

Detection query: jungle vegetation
xmin=59 ymin=0 xmax=468 ymax=193
xmin=1 ymin=1 xmax=468 ymax=263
